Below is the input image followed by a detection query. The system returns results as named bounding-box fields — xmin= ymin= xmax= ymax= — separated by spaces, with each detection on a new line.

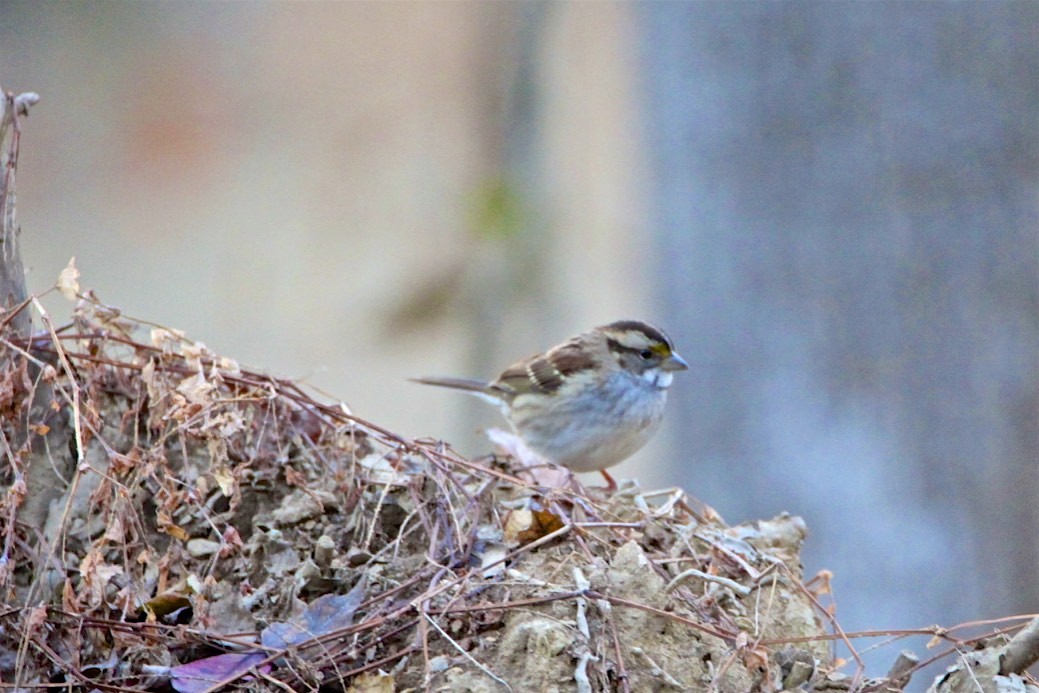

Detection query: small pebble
xmin=186 ymin=539 xmax=221 ymax=558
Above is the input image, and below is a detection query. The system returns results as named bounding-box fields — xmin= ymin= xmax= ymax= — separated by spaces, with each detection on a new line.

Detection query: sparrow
xmin=413 ymin=320 xmax=688 ymax=489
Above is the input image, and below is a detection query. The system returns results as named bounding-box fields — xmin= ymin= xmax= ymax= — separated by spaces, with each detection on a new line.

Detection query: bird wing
xmin=493 ymin=339 xmax=600 ymax=397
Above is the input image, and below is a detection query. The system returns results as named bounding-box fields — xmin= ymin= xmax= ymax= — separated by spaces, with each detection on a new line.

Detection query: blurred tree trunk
xmin=0 ymin=87 xmax=71 ymax=551
xmin=0 ymin=88 xmax=33 ymax=339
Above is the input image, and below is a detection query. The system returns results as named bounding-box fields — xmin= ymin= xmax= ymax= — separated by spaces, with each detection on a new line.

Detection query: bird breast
xmin=509 ymin=371 xmax=669 ymax=472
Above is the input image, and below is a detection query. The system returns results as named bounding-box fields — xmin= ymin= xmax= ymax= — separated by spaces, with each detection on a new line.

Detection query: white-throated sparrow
xmin=413 ymin=320 xmax=688 ymax=488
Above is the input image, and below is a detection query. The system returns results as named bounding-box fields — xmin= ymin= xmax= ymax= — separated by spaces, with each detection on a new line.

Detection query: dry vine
xmin=0 ymin=290 xmax=829 ymax=692
xmin=0 ymin=289 xmax=1034 ymax=692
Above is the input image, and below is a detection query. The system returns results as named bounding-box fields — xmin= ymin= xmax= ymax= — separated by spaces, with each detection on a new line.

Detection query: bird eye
xmin=639 ymin=349 xmax=654 ymax=360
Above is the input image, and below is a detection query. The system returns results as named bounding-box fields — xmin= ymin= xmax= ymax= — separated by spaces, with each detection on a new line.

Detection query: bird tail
xmin=409 ymin=375 xmax=488 ymax=392
xmin=410 ymin=376 xmax=503 ymax=407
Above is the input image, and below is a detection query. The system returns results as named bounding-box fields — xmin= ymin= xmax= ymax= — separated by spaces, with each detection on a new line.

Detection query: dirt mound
xmin=0 ymin=297 xmax=845 ymax=691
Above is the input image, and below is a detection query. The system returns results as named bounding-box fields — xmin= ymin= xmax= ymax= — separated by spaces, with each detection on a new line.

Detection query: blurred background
xmin=2 ymin=0 xmax=1037 ymax=679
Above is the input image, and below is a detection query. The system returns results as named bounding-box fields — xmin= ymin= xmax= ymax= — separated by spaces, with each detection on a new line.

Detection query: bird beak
xmin=662 ymin=352 xmax=689 ymax=372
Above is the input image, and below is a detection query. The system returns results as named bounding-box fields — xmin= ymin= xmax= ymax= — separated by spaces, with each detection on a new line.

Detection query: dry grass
xmin=0 ymin=293 xmax=1035 ymax=692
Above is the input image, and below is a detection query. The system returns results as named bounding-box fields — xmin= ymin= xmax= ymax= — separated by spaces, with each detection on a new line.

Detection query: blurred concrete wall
xmin=643 ymin=0 xmax=1039 ymax=663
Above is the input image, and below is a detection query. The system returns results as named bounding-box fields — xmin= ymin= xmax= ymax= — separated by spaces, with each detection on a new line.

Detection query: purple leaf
xmin=261 ymin=581 xmax=365 ymax=650
xmin=170 ymin=652 xmax=270 ymax=693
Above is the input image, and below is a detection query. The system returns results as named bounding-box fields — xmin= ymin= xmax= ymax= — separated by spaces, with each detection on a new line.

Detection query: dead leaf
xmin=480 ymin=542 xmax=508 ymax=578
xmin=261 ymin=579 xmax=366 ymax=649
xmin=79 ymin=550 xmax=125 ymax=606
xmin=150 ymin=327 xmax=186 ymax=352
xmin=220 ymin=526 xmax=243 ymax=557
xmin=504 ymin=499 xmax=564 ymax=546
xmin=56 ymin=257 xmax=80 ymax=300
xmin=109 ymin=450 xmax=140 ymax=476
xmin=504 ymin=508 xmax=534 ymax=545
xmin=358 ymin=452 xmax=411 ymax=486
xmin=181 ymin=340 xmax=210 ymax=365
xmin=211 ymin=462 xmax=235 ymax=497
xmin=156 ymin=509 xmax=189 ymax=541
xmin=347 ymin=670 xmax=396 ymax=693
xmin=284 ymin=464 xmax=306 ymax=488
xmin=103 ymin=515 xmax=125 ymax=543
xmin=142 ymin=593 xmax=192 ymax=622
xmin=741 ymin=645 xmax=769 ymax=675
xmin=170 ymin=652 xmax=270 ymax=693
xmin=176 ymin=371 xmax=215 ymax=405
xmin=216 ymin=356 xmax=240 ymax=374
xmin=26 ymin=604 xmax=48 ymax=632
xmin=7 ymin=477 xmax=27 ymax=505
xmin=62 ymin=579 xmax=80 ymax=614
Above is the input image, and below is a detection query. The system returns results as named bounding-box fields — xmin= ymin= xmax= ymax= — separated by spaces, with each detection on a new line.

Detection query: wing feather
xmin=492 ymin=339 xmax=599 ymax=397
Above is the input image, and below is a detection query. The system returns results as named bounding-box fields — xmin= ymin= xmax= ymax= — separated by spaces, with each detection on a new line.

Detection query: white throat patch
xmin=642 ymin=370 xmax=673 ymax=390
